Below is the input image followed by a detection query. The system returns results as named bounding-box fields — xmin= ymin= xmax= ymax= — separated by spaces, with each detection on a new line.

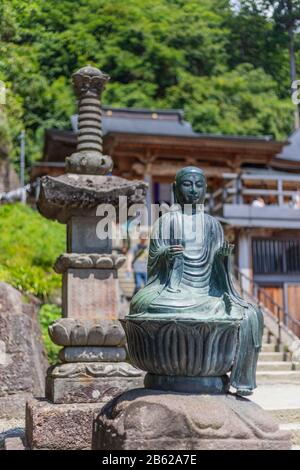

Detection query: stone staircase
xmin=253 ymin=328 xmax=300 ymax=449
xmin=232 ymin=271 xmax=300 ymax=447
xmin=257 ymin=329 xmax=299 ymax=382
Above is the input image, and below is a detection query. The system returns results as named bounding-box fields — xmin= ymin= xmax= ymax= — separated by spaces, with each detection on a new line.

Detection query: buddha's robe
xmin=129 ymin=209 xmax=263 ymax=392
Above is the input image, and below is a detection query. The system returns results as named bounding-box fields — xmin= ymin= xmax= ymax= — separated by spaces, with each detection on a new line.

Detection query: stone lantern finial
xmin=66 ymin=65 xmax=113 ymax=175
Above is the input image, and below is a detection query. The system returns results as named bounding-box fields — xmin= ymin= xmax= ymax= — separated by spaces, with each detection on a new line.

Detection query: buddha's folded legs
xmin=230 ymin=305 xmax=264 ymax=395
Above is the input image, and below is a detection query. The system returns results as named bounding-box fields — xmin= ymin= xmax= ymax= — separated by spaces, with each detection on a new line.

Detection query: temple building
xmin=31 ymin=107 xmax=300 ymax=336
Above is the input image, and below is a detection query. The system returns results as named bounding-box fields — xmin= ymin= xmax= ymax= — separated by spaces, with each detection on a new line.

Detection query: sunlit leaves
xmin=0 ymin=0 xmax=297 ymax=168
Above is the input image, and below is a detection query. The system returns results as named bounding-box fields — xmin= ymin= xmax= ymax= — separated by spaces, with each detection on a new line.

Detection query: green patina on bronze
xmin=123 ymin=166 xmax=264 ymax=396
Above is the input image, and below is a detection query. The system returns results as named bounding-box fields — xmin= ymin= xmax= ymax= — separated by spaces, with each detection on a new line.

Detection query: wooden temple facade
xmin=31 ymin=107 xmax=300 ymax=335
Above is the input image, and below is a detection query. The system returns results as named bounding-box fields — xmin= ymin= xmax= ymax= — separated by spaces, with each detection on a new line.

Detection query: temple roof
xmin=71 ymin=106 xmax=274 ymax=142
xmin=273 ymin=129 xmax=300 ymax=170
xmin=71 ymin=107 xmax=197 ymax=137
xmin=38 ymin=107 xmax=285 ymax=172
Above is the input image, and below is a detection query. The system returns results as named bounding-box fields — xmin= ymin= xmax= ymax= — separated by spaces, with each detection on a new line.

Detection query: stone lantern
xmin=25 ymin=66 xmax=147 ymax=450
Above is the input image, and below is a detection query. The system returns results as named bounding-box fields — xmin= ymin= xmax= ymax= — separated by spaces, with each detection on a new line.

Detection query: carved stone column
xmin=26 ymin=66 xmax=147 ymax=450
xmin=65 ymin=65 xmax=112 ymax=175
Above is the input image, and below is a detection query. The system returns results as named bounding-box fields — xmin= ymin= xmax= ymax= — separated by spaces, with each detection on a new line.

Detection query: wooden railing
xmin=252 ymin=238 xmax=300 ymax=275
xmin=210 ymin=172 xmax=300 ymax=213
xmin=233 ymin=266 xmax=300 ymax=344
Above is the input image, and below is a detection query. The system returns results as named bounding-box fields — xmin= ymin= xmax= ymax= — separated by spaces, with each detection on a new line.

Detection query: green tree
xmin=264 ymin=0 xmax=300 ymax=128
xmin=237 ymin=0 xmax=300 ymax=128
xmin=0 ymin=0 xmax=297 ymax=169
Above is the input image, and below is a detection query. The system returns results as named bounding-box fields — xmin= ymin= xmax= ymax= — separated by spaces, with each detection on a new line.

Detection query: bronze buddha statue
xmin=125 ymin=166 xmax=264 ymax=396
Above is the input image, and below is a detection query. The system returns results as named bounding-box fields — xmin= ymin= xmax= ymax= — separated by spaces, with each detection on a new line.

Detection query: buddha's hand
xmin=218 ymin=241 xmax=234 ymax=257
xmin=165 ymin=244 xmax=184 ymax=261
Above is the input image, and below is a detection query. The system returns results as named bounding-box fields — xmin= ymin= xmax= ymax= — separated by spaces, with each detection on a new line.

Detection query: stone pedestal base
xmin=26 ymin=398 xmax=103 ymax=450
xmin=46 ymin=362 xmax=144 ymax=403
xmin=93 ymin=389 xmax=291 ymax=450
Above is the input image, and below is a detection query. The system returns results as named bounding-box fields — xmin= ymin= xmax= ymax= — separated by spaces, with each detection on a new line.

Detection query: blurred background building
xmin=30 ymin=107 xmax=300 ymax=336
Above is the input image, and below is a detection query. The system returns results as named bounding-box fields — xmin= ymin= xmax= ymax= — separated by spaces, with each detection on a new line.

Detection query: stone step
xmin=261 ymin=343 xmax=277 ymax=352
xmin=259 ymin=352 xmax=285 ymax=362
xmin=262 ymin=334 xmax=277 ymax=345
xmin=279 ymin=423 xmax=300 ymax=445
xmin=269 ymin=408 xmax=300 ymax=424
xmin=256 ymin=371 xmax=300 ymax=384
xmin=257 ymin=361 xmax=293 ymax=372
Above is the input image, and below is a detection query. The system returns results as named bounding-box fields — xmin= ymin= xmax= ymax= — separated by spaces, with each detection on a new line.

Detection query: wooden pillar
xmin=238 ymin=230 xmax=252 ymax=293
xmin=144 ymin=173 xmax=152 ymax=225
xmin=235 ymin=174 xmax=243 ymax=204
xmin=277 ymin=179 xmax=284 ymax=206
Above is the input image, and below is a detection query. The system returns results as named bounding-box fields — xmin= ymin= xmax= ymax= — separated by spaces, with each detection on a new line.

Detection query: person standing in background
xmin=127 ymin=231 xmax=149 ymax=295
xmin=291 ymin=190 xmax=300 ymax=209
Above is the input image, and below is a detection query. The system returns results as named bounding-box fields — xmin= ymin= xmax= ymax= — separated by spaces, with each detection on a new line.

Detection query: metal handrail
xmin=233 ymin=266 xmax=300 ymax=345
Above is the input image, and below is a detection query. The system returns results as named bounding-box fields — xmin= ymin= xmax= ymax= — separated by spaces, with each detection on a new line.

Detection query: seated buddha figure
xmin=129 ymin=166 xmax=263 ymax=395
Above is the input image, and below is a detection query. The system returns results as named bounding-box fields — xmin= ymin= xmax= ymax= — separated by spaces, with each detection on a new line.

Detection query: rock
xmin=0 ymin=282 xmax=48 ymax=418
xmin=26 ymin=398 xmax=103 ymax=450
xmin=0 ymin=393 xmax=32 ymax=420
xmin=93 ymin=388 xmax=291 ymax=450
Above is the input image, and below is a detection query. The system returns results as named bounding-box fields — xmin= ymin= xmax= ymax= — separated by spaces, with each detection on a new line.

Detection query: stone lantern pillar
xmin=25 ymin=66 xmax=147 ymax=450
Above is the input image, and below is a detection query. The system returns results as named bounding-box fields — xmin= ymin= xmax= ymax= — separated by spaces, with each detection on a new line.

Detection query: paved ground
xmin=251 ymin=384 xmax=300 ymax=410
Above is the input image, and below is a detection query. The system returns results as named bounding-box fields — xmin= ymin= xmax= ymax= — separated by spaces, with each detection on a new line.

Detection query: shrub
xmin=0 ymin=203 xmax=65 ymax=299
xmin=0 ymin=203 xmax=65 ymax=362
xmin=39 ymin=303 xmax=61 ymax=364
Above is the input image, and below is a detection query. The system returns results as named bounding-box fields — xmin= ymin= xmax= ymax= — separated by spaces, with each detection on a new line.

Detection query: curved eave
xmin=104 ymin=131 xmax=285 ymax=154
xmin=271 ymin=158 xmax=300 ymax=173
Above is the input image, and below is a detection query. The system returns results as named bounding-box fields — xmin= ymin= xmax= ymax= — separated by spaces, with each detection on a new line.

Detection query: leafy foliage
xmin=0 ymin=203 xmax=65 ymax=299
xmin=0 ymin=203 xmax=64 ymax=362
xmin=0 ymin=0 xmax=298 ymax=367
xmin=0 ymin=0 xmax=297 ymax=169
xmin=38 ymin=303 xmax=61 ymax=364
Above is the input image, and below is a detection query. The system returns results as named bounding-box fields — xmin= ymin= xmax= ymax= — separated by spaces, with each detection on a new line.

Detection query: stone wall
xmin=0 ymin=282 xmax=48 ymax=418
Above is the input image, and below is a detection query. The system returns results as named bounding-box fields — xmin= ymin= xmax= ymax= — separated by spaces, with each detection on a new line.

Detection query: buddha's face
xmin=176 ymin=172 xmax=206 ymax=205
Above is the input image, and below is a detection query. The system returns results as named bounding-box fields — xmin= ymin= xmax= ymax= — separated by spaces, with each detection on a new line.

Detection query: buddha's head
xmin=173 ymin=166 xmax=207 ymax=206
